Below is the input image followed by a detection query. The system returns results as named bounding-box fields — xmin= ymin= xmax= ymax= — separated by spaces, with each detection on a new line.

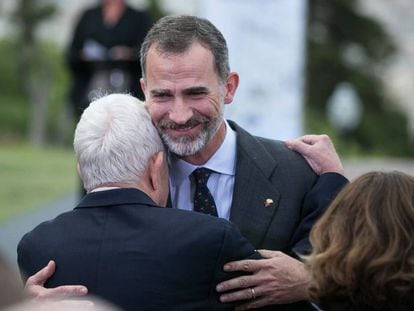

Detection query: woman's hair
xmin=307 ymin=171 xmax=414 ymax=311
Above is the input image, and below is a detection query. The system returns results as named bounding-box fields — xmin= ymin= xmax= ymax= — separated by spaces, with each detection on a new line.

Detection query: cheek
xmin=206 ymin=96 xmax=224 ymax=116
xmin=147 ymin=104 xmax=167 ymax=123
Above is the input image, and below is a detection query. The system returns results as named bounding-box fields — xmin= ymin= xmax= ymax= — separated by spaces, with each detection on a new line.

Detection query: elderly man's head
xmin=74 ymin=94 xmax=168 ymax=205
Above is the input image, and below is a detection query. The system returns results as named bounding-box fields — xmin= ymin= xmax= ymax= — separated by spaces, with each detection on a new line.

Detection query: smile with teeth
xmin=173 ymin=124 xmax=199 ymax=132
xmin=166 ymin=123 xmax=202 ymax=138
xmin=161 ymin=118 xmax=205 ymax=132
xmin=158 ymin=116 xmax=209 ymax=138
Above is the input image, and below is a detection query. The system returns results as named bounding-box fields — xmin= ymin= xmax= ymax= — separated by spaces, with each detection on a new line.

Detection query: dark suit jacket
xmin=18 ymin=188 xmax=260 ymax=311
xmin=228 ymin=121 xmax=347 ymax=254
xmin=227 ymin=121 xmax=348 ymax=311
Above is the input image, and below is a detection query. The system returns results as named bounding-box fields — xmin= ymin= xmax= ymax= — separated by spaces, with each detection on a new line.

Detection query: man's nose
xmin=168 ymin=98 xmax=193 ymax=124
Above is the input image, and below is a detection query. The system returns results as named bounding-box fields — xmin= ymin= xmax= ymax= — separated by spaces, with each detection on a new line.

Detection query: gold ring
xmin=250 ymin=287 xmax=256 ymax=300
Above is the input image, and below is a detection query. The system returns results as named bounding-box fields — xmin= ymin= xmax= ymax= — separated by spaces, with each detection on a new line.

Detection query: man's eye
xmin=189 ymin=92 xmax=206 ymax=98
xmin=153 ymin=94 xmax=171 ymax=101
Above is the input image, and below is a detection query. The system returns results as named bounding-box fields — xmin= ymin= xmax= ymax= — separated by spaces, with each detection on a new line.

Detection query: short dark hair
xmin=140 ymin=15 xmax=230 ymax=83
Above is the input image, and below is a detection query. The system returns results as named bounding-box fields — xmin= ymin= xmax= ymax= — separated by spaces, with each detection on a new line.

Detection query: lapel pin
xmin=264 ymin=198 xmax=274 ymax=208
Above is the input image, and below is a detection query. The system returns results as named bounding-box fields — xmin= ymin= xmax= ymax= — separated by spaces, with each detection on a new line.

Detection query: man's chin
xmin=164 ymin=137 xmax=206 ymax=157
xmin=168 ymin=144 xmax=203 ymax=157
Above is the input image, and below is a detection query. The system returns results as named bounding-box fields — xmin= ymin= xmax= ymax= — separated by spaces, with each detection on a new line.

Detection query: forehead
xmin=145 ymin=43 xmax=220 ymax=88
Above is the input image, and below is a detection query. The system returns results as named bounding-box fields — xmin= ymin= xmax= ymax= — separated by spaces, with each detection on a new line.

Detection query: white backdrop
xmin=199 ymin=0 xmax=307 ymax=140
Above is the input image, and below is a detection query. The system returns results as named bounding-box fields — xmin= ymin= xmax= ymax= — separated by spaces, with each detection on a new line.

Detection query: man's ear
xmin=147 ymin=151 xmax=169 ymax=207
xmin=76 ymin=163 xmax=81 ymax=177
xmin=224 ymin=72 xmax=239 ymax=104
xmin=148 ymin=151 xmax=165 ymax=192
xmin=140 ymin=78 xmax=146 ymax=94
xmin=76 ymin=163 xmax=86 ymax=192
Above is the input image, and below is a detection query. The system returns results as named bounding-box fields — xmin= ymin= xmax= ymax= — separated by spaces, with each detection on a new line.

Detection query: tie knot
xmin=192 ymin=167 xmax=213 ymax=185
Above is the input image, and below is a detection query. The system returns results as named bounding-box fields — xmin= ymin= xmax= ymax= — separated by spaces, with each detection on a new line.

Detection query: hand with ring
xmin=216 ymin=250 xmax=310 ymax=310
xmin=250 ymin=288 xmax=256 ymax=300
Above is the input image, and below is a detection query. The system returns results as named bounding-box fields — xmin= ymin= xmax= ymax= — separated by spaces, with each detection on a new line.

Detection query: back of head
xmin=308 ymin=171 xmax=414 ymax=311
xmin=74 ymin=93 xmax=164 ymax=192
xmin=140 ymin=14 xmax=229 ymax=83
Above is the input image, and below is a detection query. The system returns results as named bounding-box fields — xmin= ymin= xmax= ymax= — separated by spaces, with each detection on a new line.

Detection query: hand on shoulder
xmin=285 ymin=134 xmax=344 ymax=176
xmin=25 ymin=261 xmax=88 ymax=300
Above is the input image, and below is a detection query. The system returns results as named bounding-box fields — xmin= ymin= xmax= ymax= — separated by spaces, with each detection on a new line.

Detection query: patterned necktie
xmin=192 ymin=167 xmax=218 ymax=217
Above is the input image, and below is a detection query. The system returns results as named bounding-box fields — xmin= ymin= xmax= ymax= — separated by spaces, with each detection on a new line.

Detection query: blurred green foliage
xmin=0 ymin=38 xmax=72 ymax=144
xmin=146 ymin=0 xmax=165 ymax=21
xmin=0 ymin=39 xmax=28 ymax=138
xmin=306 ymin=0 xmax=414 ymax=156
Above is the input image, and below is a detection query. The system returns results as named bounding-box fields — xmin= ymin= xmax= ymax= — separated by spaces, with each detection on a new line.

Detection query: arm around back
xmin=211 ymin=220 xmax=262 ymax=310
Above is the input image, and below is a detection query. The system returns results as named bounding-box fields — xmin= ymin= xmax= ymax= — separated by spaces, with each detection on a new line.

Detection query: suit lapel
xmin=228 ymin=121 xmax=281 ymax=248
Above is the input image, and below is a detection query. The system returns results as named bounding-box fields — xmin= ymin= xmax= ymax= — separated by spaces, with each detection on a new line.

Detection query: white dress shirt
xmin=169 ymin=121 xmax=237 ymax=220
xmin=90 ymin=186 xmax=121 ymax=192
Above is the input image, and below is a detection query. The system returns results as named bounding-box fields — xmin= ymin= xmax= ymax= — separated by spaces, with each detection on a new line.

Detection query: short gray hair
xmin=140 ymin=15 xmax=230 ymax=83
xmin=74 ymin=94 xmax=164 ymax=191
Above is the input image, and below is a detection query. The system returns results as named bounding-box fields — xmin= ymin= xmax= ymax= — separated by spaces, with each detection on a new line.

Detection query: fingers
xmin=25 ymin=261 xmax=88 ymax=300
xmin=285 ymin=135 xmax=321 ymax=156
xmin=285 ymin=139 xmax=310 ymax=154
xmin=216 ymin=274 xmax=255 ymax=293
xmin=27 ymin=285 xmax=88 ymax=300
xmin=257 ymin=249 xmax=282 ymax=259
xmin=47 ymin=285 xmax=88 ymax=299
xmin=286 ymin=134 xmax=343 ymax=175
xmin=217 ymin=257 xmax=276 ymax=294
xmin=222 ymin=259 xmax=261 ymax=274
xmin=286 ymin=134 xmax=330 ymax=147
xmin=26 ymin=261 xmax=56 ymax=287
xmin=299 ymin=134 xmax=330 ymax=145
xmin=219 ymin=286 xmax=259 ymax=303
xmin=285 ymin=134 xmax=316 ymax=146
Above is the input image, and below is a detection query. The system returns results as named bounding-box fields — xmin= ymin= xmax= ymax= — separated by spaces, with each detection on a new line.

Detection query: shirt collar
xmin=90 ymin=186 xmax=121 ymax=193
xmin=169 ymin=120 xmax=237 ymax=185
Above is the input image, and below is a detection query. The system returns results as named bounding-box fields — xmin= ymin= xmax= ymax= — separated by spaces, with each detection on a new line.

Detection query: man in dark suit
xmin=18 ymin=94 xmax=261 ymax=311
xmin=24 ymin=15 xmax=348 ymax=310
xmin=138 ymin=15 xmax=347 ymax=310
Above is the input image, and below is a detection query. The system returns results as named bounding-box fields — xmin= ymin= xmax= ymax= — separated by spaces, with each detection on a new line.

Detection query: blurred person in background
xmin=67 ymin=0 xmax=153 ymax=120
xmin=307 ymin=171 xmax=414 ymax=311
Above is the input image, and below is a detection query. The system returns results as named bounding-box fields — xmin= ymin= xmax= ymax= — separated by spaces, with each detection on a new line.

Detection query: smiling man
xmin=141 ymin=36 xmax=236 ymax=166
xmin=137 ymin=15 xmax=347 ymax=310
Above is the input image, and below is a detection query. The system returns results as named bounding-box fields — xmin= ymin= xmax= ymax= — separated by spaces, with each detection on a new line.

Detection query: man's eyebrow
xmin=150 ymin=89 xmax=171 ymax=96
xmin=183 ymin=86 xmax=209 ymax=95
